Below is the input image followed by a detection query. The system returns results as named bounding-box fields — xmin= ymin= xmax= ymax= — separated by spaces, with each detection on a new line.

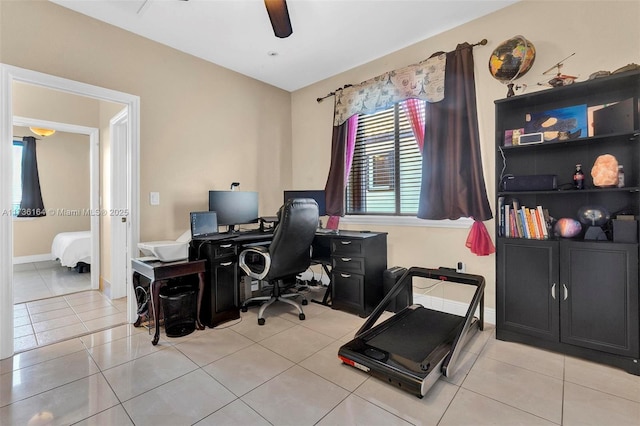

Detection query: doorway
xmin=1 ymin=64 xmax=140 ymax=359
xmin=12 ymin=116 xmax=100 ymax=298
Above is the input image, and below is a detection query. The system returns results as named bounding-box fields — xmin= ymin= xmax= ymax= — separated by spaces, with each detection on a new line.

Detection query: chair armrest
xmin=238 ymin=246 xmax=271 ymax=280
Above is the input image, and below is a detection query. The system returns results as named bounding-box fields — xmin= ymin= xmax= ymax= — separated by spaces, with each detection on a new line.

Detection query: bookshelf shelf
xmin=498 ymin=186 xmax=640 ymax=196
xmin=495 ymin=70 xmax=640 ymax=375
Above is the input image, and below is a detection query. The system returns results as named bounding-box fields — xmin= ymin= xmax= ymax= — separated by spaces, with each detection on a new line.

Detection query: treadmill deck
xmin=338 ymin=267 xmax=485 ymax=398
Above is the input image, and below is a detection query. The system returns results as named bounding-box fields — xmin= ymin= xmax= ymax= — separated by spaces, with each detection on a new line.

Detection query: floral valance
xmin=333 ymin=53 xmax=446 ymax=126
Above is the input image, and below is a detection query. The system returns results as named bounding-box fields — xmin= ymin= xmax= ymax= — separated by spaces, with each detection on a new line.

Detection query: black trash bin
xmin=159 ymin=285 xmax=197 ymax=337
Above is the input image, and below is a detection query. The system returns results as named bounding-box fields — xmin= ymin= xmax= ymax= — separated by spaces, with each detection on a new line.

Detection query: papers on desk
xmin=136 ymin=256 xmax=159 ymax=262
xmin=316 ymin=228 xmax=338 ymax=235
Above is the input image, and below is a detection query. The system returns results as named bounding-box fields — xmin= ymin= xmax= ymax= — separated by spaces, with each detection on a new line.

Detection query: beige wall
xmin=291 ymin=0 xmax=640 ymax=308
xmin=12 ymin=127 xmax=90 ymax=257
xmin=0 ymin=0 xmax=293 ymax=242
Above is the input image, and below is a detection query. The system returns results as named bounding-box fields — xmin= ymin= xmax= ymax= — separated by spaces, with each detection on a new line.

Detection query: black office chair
xmin=239 ymin=198 xmax=319 ymax=325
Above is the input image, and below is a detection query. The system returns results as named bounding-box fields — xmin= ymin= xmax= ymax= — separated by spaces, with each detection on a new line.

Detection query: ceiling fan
xmin=166 ymin=0 xmax=293 ymax=38
xmin=264 ymin=0 xmax=293 ymax=38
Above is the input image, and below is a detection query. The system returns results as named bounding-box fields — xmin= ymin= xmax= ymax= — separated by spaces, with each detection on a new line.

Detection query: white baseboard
xmin=13 ymin=253 xmax=53 ymax=265
xmin=301 ymin=268 xmax=496 ymax=324
xmin=413 ymin=293 xmax=496 ymax=325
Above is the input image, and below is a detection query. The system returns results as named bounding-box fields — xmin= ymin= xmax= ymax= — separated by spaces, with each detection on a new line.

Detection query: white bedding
xmin=51 ymin=231 xmax=91 ymax=268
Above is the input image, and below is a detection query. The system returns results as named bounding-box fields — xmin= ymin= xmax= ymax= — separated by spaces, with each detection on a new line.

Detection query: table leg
xmin=150 ymin=279 xmax=162 ymax=345
xmin=196 ymin=271 xmax=205 ymax=330
xmin=312 ymin=263 xmax=332 ymax=307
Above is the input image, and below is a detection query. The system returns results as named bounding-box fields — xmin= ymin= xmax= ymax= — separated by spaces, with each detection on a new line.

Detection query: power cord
xmin=413 ymin=279 xmax=445 ymax=296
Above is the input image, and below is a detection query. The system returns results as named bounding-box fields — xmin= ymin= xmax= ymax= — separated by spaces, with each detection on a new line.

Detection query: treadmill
xmin=338 ymin=267 xmax=485 ymax=398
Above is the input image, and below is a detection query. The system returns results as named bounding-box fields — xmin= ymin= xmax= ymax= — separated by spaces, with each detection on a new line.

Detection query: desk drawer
xmin=331 ymin=239 xmax=364 ymax=256
xmin=213 ymin=243 xmax=236 ymax=259
xmin=332 ymin=255 xmax=365 ymax=274
xmin=191 ymin=241 xmax=236 ymax=261
xmin=331 ymin=272 xmax=364 ymax=315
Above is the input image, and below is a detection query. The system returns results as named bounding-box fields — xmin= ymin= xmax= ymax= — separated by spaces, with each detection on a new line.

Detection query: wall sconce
xmin=29 ymin=127 xmax=56 ymax=137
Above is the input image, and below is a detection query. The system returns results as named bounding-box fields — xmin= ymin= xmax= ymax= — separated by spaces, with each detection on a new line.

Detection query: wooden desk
xmin=132 ymin=258 xmax=206 ymax=345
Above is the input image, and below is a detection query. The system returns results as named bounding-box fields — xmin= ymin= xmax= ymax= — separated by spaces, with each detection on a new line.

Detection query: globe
xmin=554 ymin=218 xmax=582 ymax=238
xmin=489 ymin=35 xmax=536 ymax=83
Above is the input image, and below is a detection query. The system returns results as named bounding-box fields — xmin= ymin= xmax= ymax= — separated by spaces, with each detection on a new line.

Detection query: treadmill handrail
xmin=356 ymin=267 xmax=484 ymax=338
xmin=354 ymin=267 xmax=485 ymax=379
xmin=441 ymin=273 xmax=485 ymax=378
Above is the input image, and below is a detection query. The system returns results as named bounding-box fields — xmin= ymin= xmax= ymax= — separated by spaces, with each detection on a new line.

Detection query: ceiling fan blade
xmin=264 ymin=0 xmax=293 ymax=38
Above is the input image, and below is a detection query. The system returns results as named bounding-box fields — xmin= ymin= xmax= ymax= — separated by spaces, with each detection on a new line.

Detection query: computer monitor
xmin=283 ymin=190 xmax=326 ymax=216
xmin=209 ymin=190 xmax=259 ymax=232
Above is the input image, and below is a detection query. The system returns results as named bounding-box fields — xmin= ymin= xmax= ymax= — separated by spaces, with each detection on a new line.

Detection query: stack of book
xmin=498 ymin=197 xmax=551 ymax=239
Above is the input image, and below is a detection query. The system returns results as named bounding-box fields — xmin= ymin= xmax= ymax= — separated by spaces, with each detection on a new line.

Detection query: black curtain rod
xmin=316 ymin=38 xmax=487 ymax=103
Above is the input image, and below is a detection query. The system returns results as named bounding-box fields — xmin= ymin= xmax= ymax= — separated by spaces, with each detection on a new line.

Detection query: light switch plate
xmin=150 ymin=192 xmax=160 ymax=205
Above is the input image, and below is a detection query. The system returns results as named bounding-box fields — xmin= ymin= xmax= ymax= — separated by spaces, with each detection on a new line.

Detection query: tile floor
xmin=13 ymin=261 xmax=127 ymax=352
xmin=1 ymin=287 xmax=639 ymax=425
xmin=13 ymin=260 xmax=93 ymax=304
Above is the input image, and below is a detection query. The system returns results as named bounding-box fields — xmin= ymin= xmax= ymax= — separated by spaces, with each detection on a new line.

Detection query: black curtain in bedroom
xmin=18 ymin=136 xmax=46 ymax=217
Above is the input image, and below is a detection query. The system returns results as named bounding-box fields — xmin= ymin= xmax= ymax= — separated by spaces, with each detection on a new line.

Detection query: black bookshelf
xmin=495 ymin=71 xmax=640 ymax=375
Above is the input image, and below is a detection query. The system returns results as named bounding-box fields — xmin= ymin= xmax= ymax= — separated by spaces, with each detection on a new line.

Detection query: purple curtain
xmin=324 ymin=115 xmax=358 ymax=227
xmin=417 ymin=43 xmax=492 ymax=222
xmin=18 ymin=136 xmax=46 ymax=217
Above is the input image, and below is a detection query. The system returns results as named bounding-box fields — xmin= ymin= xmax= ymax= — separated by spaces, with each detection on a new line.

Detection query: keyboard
xmin=233 ymin=232 xmax=273 ymax=242
xmin=192 ymin=234 xmax=233 ymax=242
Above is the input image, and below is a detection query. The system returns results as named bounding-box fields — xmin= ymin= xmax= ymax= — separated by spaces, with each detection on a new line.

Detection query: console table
xmin=132 ymin=258 xmax=206 ymax=345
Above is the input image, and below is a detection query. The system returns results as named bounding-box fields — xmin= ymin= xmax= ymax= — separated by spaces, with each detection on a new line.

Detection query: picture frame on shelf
xmin=525 ymin=104 xmax=588 ymax=142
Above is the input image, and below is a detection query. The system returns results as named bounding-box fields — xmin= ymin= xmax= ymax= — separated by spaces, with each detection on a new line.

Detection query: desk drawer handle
xmin=341 ymin=257 xmax=352 ymax=262
xmin=221 ymin=261 xmax=233 ymax=267
xmin=220 ymin=244 xmax=232 ymax=248
xmin=340 ymin=241 xmax=352 ymax=245
xmin=340 ymin=273 xmax=351 ymax=278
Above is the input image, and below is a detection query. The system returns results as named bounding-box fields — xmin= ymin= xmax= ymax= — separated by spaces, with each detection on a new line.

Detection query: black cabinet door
xmin=212 ymin=260 xmax=238 ymax=313
xmin=560 ymin=241 xmax=639 ymax=357
xmin=497 ymin=239 xmax=559 ymax=341
xmin=199 ymin=259 xmax=240 ymax=327
xmin=331 ymin=272 xmax=365 ymax=315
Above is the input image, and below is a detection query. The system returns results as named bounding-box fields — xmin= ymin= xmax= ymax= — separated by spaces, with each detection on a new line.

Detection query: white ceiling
xmin=51 ymin=0 xmax=518 ymax=92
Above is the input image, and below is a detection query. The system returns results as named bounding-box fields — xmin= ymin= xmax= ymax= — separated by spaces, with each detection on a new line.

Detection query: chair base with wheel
xmin=241 ymin=278 xmax=308 ymax=325
xmin=238 ymin=198 xmax=319 ymax=326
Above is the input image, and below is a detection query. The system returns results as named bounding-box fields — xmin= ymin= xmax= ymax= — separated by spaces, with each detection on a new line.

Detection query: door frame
xmin=0 ymin=64 xmax=140 ymax=359
xmin=109 ymin=108 xmax=129 ymax=300
xmin=12 ymin=115 xmax=100 ymax=292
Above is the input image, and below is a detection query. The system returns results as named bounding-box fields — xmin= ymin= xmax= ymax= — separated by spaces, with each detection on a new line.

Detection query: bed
xmin=51 ymin=231 xmax=91 ymax=270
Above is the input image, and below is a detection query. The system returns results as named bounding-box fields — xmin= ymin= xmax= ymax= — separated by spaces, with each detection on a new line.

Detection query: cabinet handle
xmin=340 ymin=273 xmax=351 ymax=278
xmin=563 ymin=284 xmax=568 ymax=300
xmin=551 ymin=283 xmax=556 ymax=300
xmin=340 ymin=241 xmax=352 ymax=245
xmin=341 ymin=257 xmax=352 ymax=262
xmin=221 ymin=261 xmax=233 ymax=267
xmin=220 ymin=244 xmax=232 ymax=248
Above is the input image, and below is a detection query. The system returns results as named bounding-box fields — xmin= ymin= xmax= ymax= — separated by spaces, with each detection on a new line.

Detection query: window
xmin=12 ymin=141 xmax=23 ymax=216
xmin=346 ymin=102 xmax=423 ymax=215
